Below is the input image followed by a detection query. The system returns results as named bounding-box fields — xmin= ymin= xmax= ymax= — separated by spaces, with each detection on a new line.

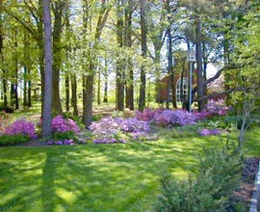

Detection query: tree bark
xmin=195 ymin=16 xmax=206 ymax=111
xmin=0 ymin=0 xmax=7 ymax=107
xmin=52 ymin=1 xmax=64 ymax=115
xmin=139 ymin=0 xmax=147 ymax=111
xmin=71 ymin=74 xmax=78 ymax=116
xmin=125 ymin=1 xmax=134 ymax=110
xmin=42 ymin=0 xmax=53 ymax=138
xmin=82 ymin=71 xmax=94 ymax=128
xmin=116 ymin=0 xmax=124 ymax=111
xmin=65 ymin=74 xmax=70 ymax=111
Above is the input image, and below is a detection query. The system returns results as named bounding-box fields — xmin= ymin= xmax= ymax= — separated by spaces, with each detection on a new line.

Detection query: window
xmin=176 ymin=77 xmax=188 ymax=103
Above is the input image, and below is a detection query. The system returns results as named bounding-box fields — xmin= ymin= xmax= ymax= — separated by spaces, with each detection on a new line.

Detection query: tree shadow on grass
xmin=0 ymin=135 xmax=233 ymax=211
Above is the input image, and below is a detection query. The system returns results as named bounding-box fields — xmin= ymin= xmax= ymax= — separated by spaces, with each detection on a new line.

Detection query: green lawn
xmin=0 ymin=128 xmax=259 ymax=212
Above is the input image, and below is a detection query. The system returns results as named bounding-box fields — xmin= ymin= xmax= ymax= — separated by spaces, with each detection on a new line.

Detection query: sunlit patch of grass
xmin=0 ymin=127 xmax=259 ymax=211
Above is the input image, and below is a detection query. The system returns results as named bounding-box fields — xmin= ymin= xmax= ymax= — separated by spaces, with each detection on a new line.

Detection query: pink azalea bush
xmin=136 ymin=108 xmax=200 ymax=127
xmin=51 ymin=115 xmax=80 ymax=133
xmin=5 ymin=119 xmax=37 ymax=139
xmin=89 ymin=116 xmax=150 ymax=144
xmin=205 ymin=99 xmax=231 ymax=116
xmin=198 ymin=128 xmax=222 ymax=136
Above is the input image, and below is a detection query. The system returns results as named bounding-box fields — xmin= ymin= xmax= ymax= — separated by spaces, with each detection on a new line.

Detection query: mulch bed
xmin=228 ymin=157 xmax=260 ymax=211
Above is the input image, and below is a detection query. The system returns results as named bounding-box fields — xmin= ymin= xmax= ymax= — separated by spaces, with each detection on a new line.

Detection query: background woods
xmin=0 ymin=0 xmax=259 ymax=134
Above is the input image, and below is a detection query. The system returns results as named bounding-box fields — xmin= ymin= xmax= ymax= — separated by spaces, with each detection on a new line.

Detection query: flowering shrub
xmin=198 ymin=128 xmax=222 ymax=136
xmin=135 ymin=108 xmax=155 ymax=122
xmin=93 ymin=138 xmax=126 ymax=144
xmin=89 ymin=116 xmax=150 ymax=143
xmin=205 ymin=99 xmax=231 ymax=116
xmin=136 ymin=108 xmax=198 ymax=127
xmin=52 ymin=115 xmax=80 ymax=133
xmin=5 ymin=119 xmax=37 ymax=139
xmin=46 ymin=139 xmax=74 ymax=145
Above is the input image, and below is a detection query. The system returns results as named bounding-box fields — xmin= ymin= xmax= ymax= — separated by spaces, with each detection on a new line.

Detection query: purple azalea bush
xmin=89 ymin=116 xmax=150 ymax=144
xmin=198 ymin=128 xmax=222 ymax=136
xmin=136 ymin=108 xmax=200 ymax=127
xmin=52 ymin=115 xmax=80 ymax=133
xmin=5 ymin=119 xmax=37 ymax=139
xmin=205 ymin=99 xmax=231 ymax=116
xmin=47 ymin=139 xmax=74 ymax=145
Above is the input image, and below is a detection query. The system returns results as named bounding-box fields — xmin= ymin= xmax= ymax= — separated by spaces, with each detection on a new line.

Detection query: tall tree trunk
xmin=97 ymin=66 xmax=101 ymax=105
xmin=42 ymin=0 xmax=53 ymax=138
xmin=11 ymin=29 xmax=19 ymax=110
xmin=52 ymin=1 xmax=64 ymax=114
xmin=23 ymin=66 xmax=28 ymax=106
xmin=139 ymin=0 xmax=147 ymax=111
xmin=71 ymin=74 xmax=78 ymax=116
xmin=28 ymin=68 xmax=32 ymax=107
xmin=195 ymin=16 xmax=206 ymax=111
xmin=23 ymin=28 xmax=30 ymax=107
xmin=82 ymin=70 xmax=94 ymax=127
xmin=65 ymin=74 xmax=70 ymax=111
xmin=103 ymin=67 xmax=108 ymax=103
xmin=125 ymin=1 xmax=134 ymax=110
xmin=0 ymin=0 xmax=7 ymax=107
xmin=116 ymin=0 xmax=124 ymax=111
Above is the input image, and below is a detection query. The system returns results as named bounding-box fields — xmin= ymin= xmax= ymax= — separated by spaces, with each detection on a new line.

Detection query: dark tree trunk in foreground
xmin=42 ymin=0 xmax=53 ymax=138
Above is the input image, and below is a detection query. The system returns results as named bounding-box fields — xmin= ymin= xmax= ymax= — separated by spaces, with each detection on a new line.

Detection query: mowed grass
xmin=0 ymin=128 xmax=259 ymax=212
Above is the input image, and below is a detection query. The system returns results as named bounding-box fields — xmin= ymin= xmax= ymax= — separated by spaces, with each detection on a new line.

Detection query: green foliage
xmin=0 ymin=134 xmax=30 ymax=146
xmin=158 ymin=126 xmax=198 ymax=138
xmin=156 ymin=143 xmax=243 ymax=212
xmin=52 ymin=131 xmax=75 ymax=141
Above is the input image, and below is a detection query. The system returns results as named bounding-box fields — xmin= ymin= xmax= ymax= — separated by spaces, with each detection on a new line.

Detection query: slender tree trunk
xmin=28 ymin=68 xmax=32 ymax=107
xmin=65 ymin=74 xmax=70 ymax=111
xmin=83 ymin=70 xmax=94 ymax=127
xmin=116 ymin=0 xmax=124 ymax=111
xmin=0 ymin=0 xmax=7 ymax=107
xmin=103 ymin=68 xmax=108 ymax=103
xmin=71 ymin=74 xmax=78 ymax=116
xmin=97 ymin=66 xmax=101 ymax=105
xmin=125 ymin=1 xmax=134 ymax=110
xmin=195 ymin=16 xmax=206 ymax=111
xmin=23 ymin=28 xmax=29 ymax=107
xmin=139 ymin=0 xmax=147 ymax=111
xmin=23 ymin=66 xmax=28 ymax=106
xmin=42 ymin=0 xmax=53 ymax=137
xmin=52 ymin=1 xmax=64 ymax=114
xmin=13 ymin=29 xmax=19 ymax=110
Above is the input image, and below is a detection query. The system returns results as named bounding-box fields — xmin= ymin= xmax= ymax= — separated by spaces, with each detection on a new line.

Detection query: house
xmin=156 ymin=67 xmax=225 ymax=106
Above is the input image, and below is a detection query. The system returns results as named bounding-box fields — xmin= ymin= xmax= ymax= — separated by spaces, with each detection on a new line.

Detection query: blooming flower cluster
xmin=5 ymin=119 xmax=37 ymax=139
xmin=198 ymin=128 xmax=222 ymax=136
xmin=46 ymin=139 xmax=74 ymax=145
xmin=136 ymin=108 xmax=200 ymax=127
xmin=89 ymin=116 xmax=150 ymax=144
xmin=205 ymin=99 xmax=231 ymax=116
xmin=52 ymin=115 xmax=80 ymax=133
